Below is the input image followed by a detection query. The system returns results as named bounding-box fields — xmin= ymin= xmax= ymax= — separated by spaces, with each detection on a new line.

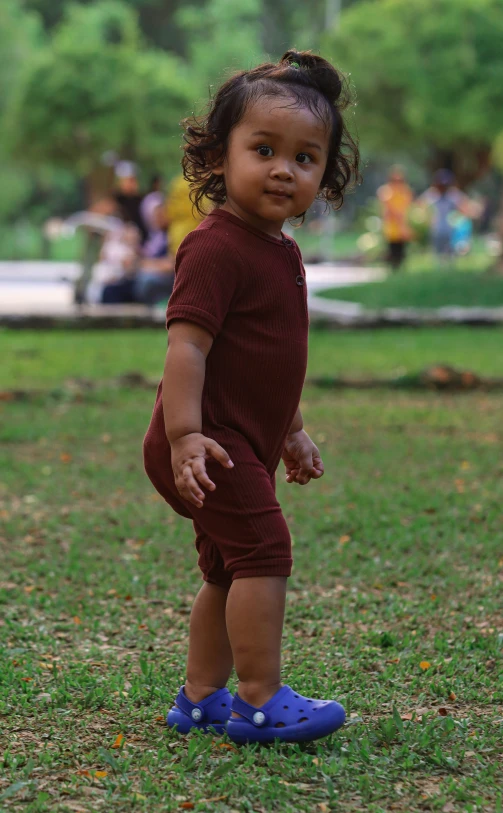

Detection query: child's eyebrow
xmin=250 ymin=130 xmax=323 ymax=152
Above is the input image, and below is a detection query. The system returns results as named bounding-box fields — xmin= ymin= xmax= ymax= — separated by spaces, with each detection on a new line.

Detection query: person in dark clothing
xmin=113 ymin=161 xmax=148 ymax=244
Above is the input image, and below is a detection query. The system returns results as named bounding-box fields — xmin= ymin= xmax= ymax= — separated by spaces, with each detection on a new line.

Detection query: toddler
xmin=144 ymin=50 xmax=359 ymax=744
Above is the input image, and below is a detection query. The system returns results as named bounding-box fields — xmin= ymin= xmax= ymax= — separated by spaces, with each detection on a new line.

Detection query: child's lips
xmin=265 ymin=189 xmax=292 ymax=199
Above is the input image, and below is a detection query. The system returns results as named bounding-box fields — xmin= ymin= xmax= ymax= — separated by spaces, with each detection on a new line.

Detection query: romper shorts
xmin=144 ymin=430 xmax=292 ymax=590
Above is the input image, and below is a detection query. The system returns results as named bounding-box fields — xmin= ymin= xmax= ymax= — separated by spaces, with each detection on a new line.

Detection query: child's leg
xmin=184 ymin=582 xmax=234 ymax=703
xmin=226 ymin=576 xmax=287 ymax=709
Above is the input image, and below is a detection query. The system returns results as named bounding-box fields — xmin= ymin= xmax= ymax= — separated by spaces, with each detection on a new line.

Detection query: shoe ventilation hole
xmin=283 ymin=705 xmax=289 ymax=709
xmin=298 ymin=717 xmax=308 ymax=723
xmin=299 ymin=709 xmax=304 ymax=713
xmin=294 ymin=695 xmax=299 ymax=698
xmin=307 ymin=700 xmax=313 ymax=703
xmin=221 ymin=703 xmax=227 ymax=707
xmin=212 ymin=719 xmax=223 ymax=724
xmin=275 ymin=722 xmax=286 ymax=728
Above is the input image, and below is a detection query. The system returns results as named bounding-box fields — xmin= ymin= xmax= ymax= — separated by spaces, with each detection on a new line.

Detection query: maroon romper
xmin=143 ymin=209 xmax=309 ymax=589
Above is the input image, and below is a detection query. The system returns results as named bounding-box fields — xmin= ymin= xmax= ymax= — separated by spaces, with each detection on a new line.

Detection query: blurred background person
xmin=418 ymin=169 xmax=478 ymax=259
xmin=133 ymin=190 xmax=175 ymax=305
xmin=377 ymin=166 xmax=414 ymax=271
xmin=165 ymin=174 xmax=205 ymax=255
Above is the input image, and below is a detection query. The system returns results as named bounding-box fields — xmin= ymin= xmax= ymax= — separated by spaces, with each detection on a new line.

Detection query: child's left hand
xmin=282 ymin=429 xmax=324 ymax=485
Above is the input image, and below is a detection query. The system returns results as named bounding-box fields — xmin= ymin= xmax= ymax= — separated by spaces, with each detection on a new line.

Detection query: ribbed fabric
xmin=143 ymin=208 xmax=309 ymax=585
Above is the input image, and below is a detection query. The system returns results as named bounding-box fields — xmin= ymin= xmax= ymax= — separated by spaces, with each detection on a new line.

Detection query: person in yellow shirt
xmin=166 ymin=175 xmax=205 ymax=255
xmin=377 ymin=166 xmax=414 ymax=271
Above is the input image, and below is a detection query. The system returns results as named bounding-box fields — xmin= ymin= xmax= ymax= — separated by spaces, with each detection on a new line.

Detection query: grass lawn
xmin=321 ymin=270 xmax=503 ymax=310
xmin=1 ymin=328 xmax=502 ymax=812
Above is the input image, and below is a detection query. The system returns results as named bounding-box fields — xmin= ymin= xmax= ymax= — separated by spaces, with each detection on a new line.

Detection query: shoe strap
xmin=231 ymin=694 xmax=270 ymax=727
xmin=175 ymin=687 xmax=206 ymax=722
xmin=176 ymin=686 xmax=231 ymax=722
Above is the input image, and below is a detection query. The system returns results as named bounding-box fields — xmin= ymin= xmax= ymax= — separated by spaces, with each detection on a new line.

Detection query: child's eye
xmin=296 ymin=153 xmax=313 ymax=164
xmin=257 ymin=145 xmax=273 ymax=157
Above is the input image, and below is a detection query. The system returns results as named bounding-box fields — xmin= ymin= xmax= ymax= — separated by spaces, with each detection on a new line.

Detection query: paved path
xmin=0 ymin=261 xmax=384 ymax=317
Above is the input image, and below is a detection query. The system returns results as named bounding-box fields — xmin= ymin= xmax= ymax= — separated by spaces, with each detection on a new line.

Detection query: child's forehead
xmin=239 ymin=96 xmax=329 ymax=139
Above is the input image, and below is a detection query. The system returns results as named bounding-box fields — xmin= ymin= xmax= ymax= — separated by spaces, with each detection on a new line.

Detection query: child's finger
xmin=180 ymin=465 xmax=205 ymax=507
xmin=205 ymin=439 xmax=234 ymax=469
xmin=193 ymin=460 xmax=216 ymax=491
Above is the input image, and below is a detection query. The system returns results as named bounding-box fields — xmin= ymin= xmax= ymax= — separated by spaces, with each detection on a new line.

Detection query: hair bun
xmin=279 ymin=49 xmax=343 ymax=105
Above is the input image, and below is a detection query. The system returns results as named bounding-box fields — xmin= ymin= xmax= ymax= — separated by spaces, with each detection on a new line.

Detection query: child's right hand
xmin=170 ymin=432 xmax=234 ymax=508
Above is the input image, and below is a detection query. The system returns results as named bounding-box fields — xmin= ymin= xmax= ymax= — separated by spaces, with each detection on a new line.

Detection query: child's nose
xmin=270 ymin=160 xmax=294 ymax=181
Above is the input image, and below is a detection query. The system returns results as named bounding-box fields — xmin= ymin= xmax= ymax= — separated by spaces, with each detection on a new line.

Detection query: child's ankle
xmin=184 ymin=680 xmax=224 ymax=704
xmin=236 ymin=680 xmax=282 ymax=709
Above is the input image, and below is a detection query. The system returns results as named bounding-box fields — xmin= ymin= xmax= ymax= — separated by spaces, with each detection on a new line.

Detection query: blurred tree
xmin=8 ymin=0 xmax=194 ymax=202
xmin=177 ymin=0 xmax=265 ymax=95
xmin=0 ymin=0 xmax=43 ymax=219
xmin=324 ymin=0 xmax=503 ymax=187
xmin=22 ymin=0 xmax=362 ymax=56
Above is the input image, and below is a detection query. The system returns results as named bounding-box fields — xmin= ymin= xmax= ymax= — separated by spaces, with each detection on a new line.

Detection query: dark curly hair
xmin=182 ymin=50 xmax=361 ymax=219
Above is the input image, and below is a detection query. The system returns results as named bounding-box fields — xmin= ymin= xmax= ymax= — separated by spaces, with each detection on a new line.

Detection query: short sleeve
xmin=166 ymin=226 xmax=243 ymax=338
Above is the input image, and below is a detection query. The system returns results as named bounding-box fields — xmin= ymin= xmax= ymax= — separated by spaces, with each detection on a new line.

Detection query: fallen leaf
xmin=138 ymin=624 xmax=148 ymax=630
xmin=419 ymin=661 xmax=431 ymax=670
xmin=442 ymin=803 xmax=456 ymax=813
xmin=180 ymin=804 xmax=195 ymax=810
xmin=430 ymin=594 xmax=437 ymax=601
xmin=449 ymin=691 xmax=457 ymax=701
xmin=60 ymin=453 xmax=72 ymax=463
xmin=339 ymin=534 xmax=351 ymax=544
xmin=133 ymin=793 xmax=147 ymax=801
xmin=438 ymin=707 xmax=448 ymax=717
xmin=312 ymin=757 xmax=321 ymax=766
xmin=111 ymin=733 xmax=124 ymax=749
xmin=20 ymin=677 xmax=33 ymax=682
xmin=73 ymin=616 xmax=82 ymax=625
xmin=387 ymin=658 xmax=400 ymax=664
xmin=76 ymin=769 xmax=91 ymax=777
xmin=24 ymin=585 xmax=36 ymax=593
xmin=318 ymin=805 xmax=330 ymax=813
xmin=155 ymin=715 xmax=165 ymax=723
xmin=216 ymin=742 xmax=236 ymax=751
xmin=461 ymin=461 xmax=471 ymax=470
xmin=94 ymin=771 xmax=107 ymax=779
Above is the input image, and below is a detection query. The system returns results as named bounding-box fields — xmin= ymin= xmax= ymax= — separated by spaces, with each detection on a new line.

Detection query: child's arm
xmin=282 ymin=406 xmax=324 ymax=485
xmin=163 ymin=320 xmax=234 ymax=508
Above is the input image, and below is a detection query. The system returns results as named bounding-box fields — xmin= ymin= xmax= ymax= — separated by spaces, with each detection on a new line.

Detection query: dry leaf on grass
xmin=419 ymin=661 xmax=431 ymax=670
xmin=111 ymin=733 xmax=124 ymax=749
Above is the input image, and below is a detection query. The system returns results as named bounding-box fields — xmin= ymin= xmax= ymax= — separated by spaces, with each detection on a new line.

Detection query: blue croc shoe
xmin=226 ymin=685 xmax=345 ymax=745
xmin=167 ymin=686 xmax=233 ymax=735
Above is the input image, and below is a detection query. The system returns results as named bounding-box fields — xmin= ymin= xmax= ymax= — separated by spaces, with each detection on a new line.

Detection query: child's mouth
xmin=265 ymin=189 xmax=292 ymax=199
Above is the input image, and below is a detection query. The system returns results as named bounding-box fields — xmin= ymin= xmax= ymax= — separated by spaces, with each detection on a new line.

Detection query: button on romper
xmin=143 ymin=209 xmax=309 ymax=589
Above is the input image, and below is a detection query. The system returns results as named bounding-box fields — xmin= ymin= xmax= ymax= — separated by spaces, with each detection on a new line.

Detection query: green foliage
xmin=177 ymin=0 xmax=265 ymax=97
xmin=8 ymin=1 xmax=193 ymax=177
xmin=325 ymin=0 xmax=503 ymax=165
xmin=0 ymin=1 xmax=44 ymax=218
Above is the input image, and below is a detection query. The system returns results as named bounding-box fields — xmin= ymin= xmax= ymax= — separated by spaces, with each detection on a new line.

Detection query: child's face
xmin=214 ymin=96 xmax=330 ymax=237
